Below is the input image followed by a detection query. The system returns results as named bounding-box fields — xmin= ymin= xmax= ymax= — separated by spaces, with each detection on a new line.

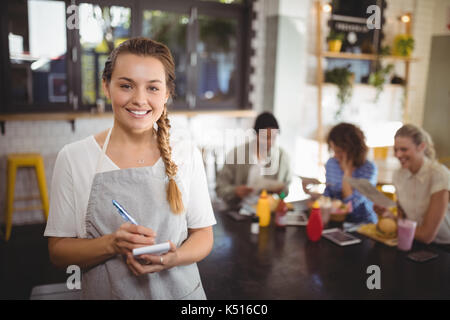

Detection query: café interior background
xmin=0 ymin=0 xmax=449 ymax=227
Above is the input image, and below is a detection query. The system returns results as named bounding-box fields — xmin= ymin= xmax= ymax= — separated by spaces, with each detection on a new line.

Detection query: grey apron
xmin=81 ymin=128 xmax=206 ymax=300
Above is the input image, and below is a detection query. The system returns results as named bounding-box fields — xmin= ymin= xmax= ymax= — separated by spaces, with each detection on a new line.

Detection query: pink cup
xmin=397 ymin=219 xmax=417 ymax=251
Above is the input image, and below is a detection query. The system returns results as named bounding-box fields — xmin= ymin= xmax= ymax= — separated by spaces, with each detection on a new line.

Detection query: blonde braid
xmin=157 ymin=108 xmax=184 ymax=214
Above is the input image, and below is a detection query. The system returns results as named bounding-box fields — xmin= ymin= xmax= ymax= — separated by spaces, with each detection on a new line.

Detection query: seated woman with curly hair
xmin=320 ymin=123 xmax=378 ymax=224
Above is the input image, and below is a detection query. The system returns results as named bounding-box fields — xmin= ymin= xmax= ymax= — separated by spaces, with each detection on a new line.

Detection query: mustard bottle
xmin=257 ymin=189 xmax=271 ymax=227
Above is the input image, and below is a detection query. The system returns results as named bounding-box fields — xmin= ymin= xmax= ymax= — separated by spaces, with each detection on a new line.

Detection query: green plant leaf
xmin=325 ymin=65 xmax=353 ymax=107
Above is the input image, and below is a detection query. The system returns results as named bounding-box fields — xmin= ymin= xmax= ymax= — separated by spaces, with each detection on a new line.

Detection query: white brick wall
xmin=377 ymin=0 xmax=445 ymax=126
xmin=0 ymin=115 xmax=255 ymax=227
xmin=249 ymin=0 xmax=270 ymax=112
xmin=381 ymin=0 xmax=437 ymax=125
xmin=0 ymin=118 xmax=114 ymax=226
xmin=433 ymin=0 xmax=450 ymax=35
xmin=409 ymin=0 xmax=437 ymax=125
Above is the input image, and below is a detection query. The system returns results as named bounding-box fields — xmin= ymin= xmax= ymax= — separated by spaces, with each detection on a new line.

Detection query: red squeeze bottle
xmin=275 ymin=192 xmax=288 ymax=227
xmin=307 ymin=201 xmax=323 ymax=242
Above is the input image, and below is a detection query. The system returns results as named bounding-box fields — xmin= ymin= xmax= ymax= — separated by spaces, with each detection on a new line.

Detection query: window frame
xmin=3 ymin=0 xmax=76 ymax=113
xmin=194 ymin=4 xmax=248 ymax=110
xmin=136 ymin=1 xmax=191 ymax=110
xmin=139 ymin=0 xmax=250 ymax=111
xmin=0 ymin=0 xmax=252 ymax=113
xmin=0 ymin=2 xmax=9 ymax=110
xmin=71 ymin=0 xmax=138 ymax=113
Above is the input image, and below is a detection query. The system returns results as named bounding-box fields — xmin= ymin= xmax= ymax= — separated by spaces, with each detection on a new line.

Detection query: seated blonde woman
xmin=374 ymin=124 xmax=450 ymax=244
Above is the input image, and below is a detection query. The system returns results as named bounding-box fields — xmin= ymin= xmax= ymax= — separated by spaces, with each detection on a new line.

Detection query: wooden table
xmin=198 ymin=202 xmax=450 ymax=299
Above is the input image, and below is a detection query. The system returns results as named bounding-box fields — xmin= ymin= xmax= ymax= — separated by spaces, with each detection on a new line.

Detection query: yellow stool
xmin=5 ymin=153 xmax=49 ymax=241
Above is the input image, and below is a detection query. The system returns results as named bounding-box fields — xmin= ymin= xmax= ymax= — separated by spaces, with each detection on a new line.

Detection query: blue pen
xmin=112 ymin=200 xmax=139 ymax=225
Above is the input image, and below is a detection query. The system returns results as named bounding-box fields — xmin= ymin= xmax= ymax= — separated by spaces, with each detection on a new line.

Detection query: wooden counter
xmin=200 ymin=201 xmax=450 ymax=299
xmin=0 ymin=109 xmax=257 ymax=121
xmin=0 ymin=110 xmax=257 ymax=134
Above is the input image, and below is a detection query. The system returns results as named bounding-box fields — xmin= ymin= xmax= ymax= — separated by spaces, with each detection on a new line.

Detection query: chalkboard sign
xmin=328 ymin=0 xmax=387 ymax=54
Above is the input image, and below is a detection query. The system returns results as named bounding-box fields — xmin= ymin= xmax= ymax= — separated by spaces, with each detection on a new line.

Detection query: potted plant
xmin=327 ymin=30 xmax=345 ymax=53
xmin=369 ymin=63 xmax=394 ymax=102
xmin=379 ymin=45 xmax=391 ymax=56
xmin=393 ymin=34 xmax=414 ymax=57
xmin=325 ymin=65 xmax=354 ymax=118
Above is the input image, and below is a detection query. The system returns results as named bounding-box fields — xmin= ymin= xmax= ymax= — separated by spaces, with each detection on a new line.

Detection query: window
xmin=139 ymin=1 xmax=248 ymax=110
xmin=142 ymin=10 xmax=189 ymax=106
xmin=1 ymin=0 xmax=251 ymax=113
xmin=5 ymin=0 xmax=70 ymax=112
xmin=196 ymin=15 xmax=238 ymax=108
xmin=79 ymin=3 xmax=131 ymax=105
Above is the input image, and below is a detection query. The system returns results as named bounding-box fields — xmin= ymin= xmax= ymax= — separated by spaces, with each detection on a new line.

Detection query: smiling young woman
xmin=44 ymin=38 xmax=216 ymax=300
xmin=391 ymin=124 xmax=450 ymax=244
xmin=103 ymin=53 xmax=168 ymax=134
xmin=374 ymin=124 xmax=450 ymax=244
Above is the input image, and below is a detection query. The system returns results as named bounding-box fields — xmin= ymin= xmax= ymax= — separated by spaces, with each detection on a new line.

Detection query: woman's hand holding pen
xmin=109 ymin=222 xmax=156 ymax=256
xmin=108 ymin=222 xmax=178 ymax=276
xmin=126 ymin=241 xmax=178 ymax=276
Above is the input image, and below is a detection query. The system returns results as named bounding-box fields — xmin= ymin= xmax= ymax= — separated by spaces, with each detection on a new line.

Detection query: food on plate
xmin=331 ymin=199 xmax=343 ymax=210
xmin=267 ymin=195 xmax=279 ymax=212
xmin=316 ymin=196 xmax=351 ymax=223
xmin=317 ymin=196 xmax=351 ymax=214
xmin=317 ymin=196 xmax=332 ymax=209
xmin=376 ymin=217 xmax=397 ymax=239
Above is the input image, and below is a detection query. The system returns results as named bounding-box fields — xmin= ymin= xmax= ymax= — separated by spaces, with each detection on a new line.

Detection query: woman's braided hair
xmin=102 ymin=37 xmax=184 ymax=214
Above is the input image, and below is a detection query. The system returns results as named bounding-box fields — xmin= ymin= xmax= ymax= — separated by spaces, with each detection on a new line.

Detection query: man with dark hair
xmin=216 ymin=112 xmax=291 ymax=209
xmin=253 ymin=111 xmax=280 ymax=133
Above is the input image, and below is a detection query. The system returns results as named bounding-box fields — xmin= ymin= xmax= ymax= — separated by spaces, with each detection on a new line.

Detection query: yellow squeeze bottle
xmin=257 ymin=190 xmax=271 ymax=227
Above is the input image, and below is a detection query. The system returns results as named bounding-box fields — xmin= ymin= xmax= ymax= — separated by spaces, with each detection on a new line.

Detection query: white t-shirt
xmin=44 ymin=134 xmax=216 ymax=238
xmin=393 ymin=158 xmax=450 ymax=244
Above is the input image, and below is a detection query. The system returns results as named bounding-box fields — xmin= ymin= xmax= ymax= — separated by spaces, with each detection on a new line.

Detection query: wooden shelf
xmin=313 ymin=1 xmax=419 ymax=166
xmin=322 ymin=51 xmax=419 ymax=62
xmin=0 ymin=110 xmax=257 ymax=122
xmin=322 ymin=83 xmax=406 ymax=89
xmin=323 ymin=51 xmax=377 ymax=60
xmin=0 ymin=109 xmax=257 ymax=135
xmin=0 ymin=112 xmax=111 ymax=122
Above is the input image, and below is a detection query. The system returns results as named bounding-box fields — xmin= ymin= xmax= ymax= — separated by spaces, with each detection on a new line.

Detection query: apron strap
xmin=95 ymin=127 xmax=113 ymax=173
